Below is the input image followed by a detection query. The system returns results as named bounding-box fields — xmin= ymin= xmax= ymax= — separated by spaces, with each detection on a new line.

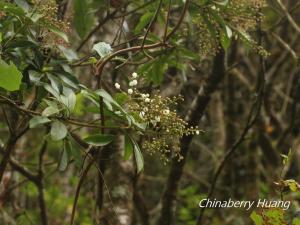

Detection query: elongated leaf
xmin=48 ymin=26 xmax=69 ymax=43
xmin=84 ymin=134 xmax=114 ymax=146
xmin=51 ymin=121 xmax=68 ymax=141
xmin=74 ymin=0 xmax=94 ymax=38
xmin=124 ymin=135 xmax=133 ymax=160
xmin=58 ymin=45 xmax=78 ymax=61
xmin=66 ymin=138 xmax=82 ymax=168
xmin=42 ymin=106 xmax=59 ymax=117
xmin=0 ymin=60 xmax=23 ymax=91
xmin=29 ymin=116 xmax=51 ymax=128
xmin=213 ymin=0 xmax=229 ymax=6
xmin=131 ymin=138 xmax=144 ymax=173
xmin=59 ymin=143 xmax=68 ymax=171
xmin=134 ymin=11 xmax=153 ymax=33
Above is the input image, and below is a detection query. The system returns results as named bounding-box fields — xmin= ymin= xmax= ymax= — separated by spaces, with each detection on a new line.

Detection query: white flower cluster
xmin=114 ymin=72 xmax=202 ymax=140
xmin=114 ymin=72 xmax=139 ymax=95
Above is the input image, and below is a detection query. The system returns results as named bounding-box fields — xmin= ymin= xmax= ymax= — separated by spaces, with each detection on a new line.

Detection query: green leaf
xmin=29 ymin=12 xmax=43 ymax=22
xmin=59 ymin=142 xmax=69 ymax=171
xmin=0 ymin=2 xmax=25 ymax=16
xmin=293 ymin=218 xmax=300 ymax=225
xmin=74 ymin=0 xmax=95 ymax=38
xmin=92 ymin=42 xmax=112 ymax=58
xmin=95 ymin=89 xmax=117 ymax=105
xmin=134 ymin=11 xmax=153 ymax=33
xmin=285 ymin=179 xmax=299 ymax=192
xmin=58 ymin=45 xmax=78 ymax=61
xmin=250 ymin=211 xmax=263 ymax=225
xmin=48 ymin=26 xmax=69 ymax=43
xmin=51 ymin=121 xmax=68 ymax=141
xmin=66 ymin=138 xmax=82 ymax=168
xmin=114 ymin=93 xmax=129 ymax=105
xmin=44 ymin=84 xmax=60 ymax=99
xmin=0 ymin=60 xmax=23 ymax=91
xmin=42 ymin=106 xmax=59 ymax=117
xmin=61 ymin=87 xmax=77 ymax=112
xmin=131 ymin=138 xmax=144 ymax=173
xmin=29 ymin=116 xmax=51 ymax=128
xmin=124 ymin=135 xmax=133 ymax=160
xmin=84 ymin=134 xmax=114 ymax=146
xmin=139 ymin=57 xmax=168 ymax=85
xmin=220 ymin=30 xmax=231 ymax=49
xmin=14 ymin=0 xmax=30 ymax=12
xmin=213 ymin=0 xmax=229 ymax=6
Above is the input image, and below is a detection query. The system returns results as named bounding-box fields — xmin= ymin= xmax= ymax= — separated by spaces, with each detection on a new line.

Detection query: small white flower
xmin=139 ymin=111 xmax=145 ymax=118
xmin=141 ymin=94 xmax=146 ymax=98
xmin=129 ymin=79 xmax=138 ymax=87
xmin=114 ymin=83 xmax=120 ymax=89
xmin=128 ymin=89 xmax=133 ymax=95
xmin=145 ymin=98 xmax=150 ymax=103
xmin=132 ymin=79 xmax=138 ymax=85
xmin=132 ymin=72 xmax=138 ymax=78
xmin=163 ymin=109 xmax=170 ymax=115
xmin=155 ymin=116 xmax=160 ymax=122
xmin=211 ymin=5 xmax=216 ymax=10
xmin=145 ymin=94 xmax=150 ymax=97
xmin=196 ymin=130 xmax=200 ymax=135
xmin=143 ymin=107 xmax=148 ymax=112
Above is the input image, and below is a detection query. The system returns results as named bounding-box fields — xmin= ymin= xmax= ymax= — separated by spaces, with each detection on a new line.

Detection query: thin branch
xmin=36 ymin=140 xmax=48 ymax=225
xmin=114 ymin=1 xmax=155 ymax=19
xmin=95 ymin=0 xmax=190 ymax=77
xmin=163 ymin=0 xmax=172 ymax=42
xmin=0 ymin=126 xmax=29 ymax=183
xmin=276 ymin=0 xmax=300 ymax=34
xmin=2 ymin=107 xmax=13 ymax=135
xmin=76 ymin=10 xmax=118 ymax=52
xmin=0 ymin=95 xmax=129 ymax=130
xmin=271 ymin=31 xmax=298 ymax=62
xmin=165 ymin=0 xmax=190 ymax=41
xmin=70 ymin=157 xmax=94 ymax=225
xmin=141 ymin=0 xmax=163 ymax=59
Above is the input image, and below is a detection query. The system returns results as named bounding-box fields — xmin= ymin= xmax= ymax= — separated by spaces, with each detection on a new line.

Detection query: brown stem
xmin=37 ymin=141 xmax=48 ymax=225
xmin=0 ymin=126 xmax=28 ymax=183
xmin=70 ymin=158 xmax=95 ymax=225
xmin=76 ymin=10 xmax=118 ymax=52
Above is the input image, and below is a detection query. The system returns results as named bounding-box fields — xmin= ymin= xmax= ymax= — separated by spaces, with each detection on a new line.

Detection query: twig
xmin=70 ymin=157 xmax=95 ymax=225
xmin=276 ymin=0 xmax=300 ymax=34
xmin=0 ymin=95 xmax=129 ymax=130
xmin=76 ymin=10 xmax=118 ymax=52
xmin=140 ymin=0 xmax=163 ymax=59
xmin=165 ymin=0 xmax=190 ymax=41
xmin=271 ymin=32 xmax=298 ymax=62
xmin=163 ymin=0 xmax=172 ymax=43
xmin=36 ymin=140 xmax=48 ymax=225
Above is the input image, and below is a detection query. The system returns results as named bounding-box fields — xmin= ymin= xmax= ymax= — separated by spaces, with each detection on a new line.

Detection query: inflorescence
xmin=115 ymin=72 xmax=200 ymax=164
